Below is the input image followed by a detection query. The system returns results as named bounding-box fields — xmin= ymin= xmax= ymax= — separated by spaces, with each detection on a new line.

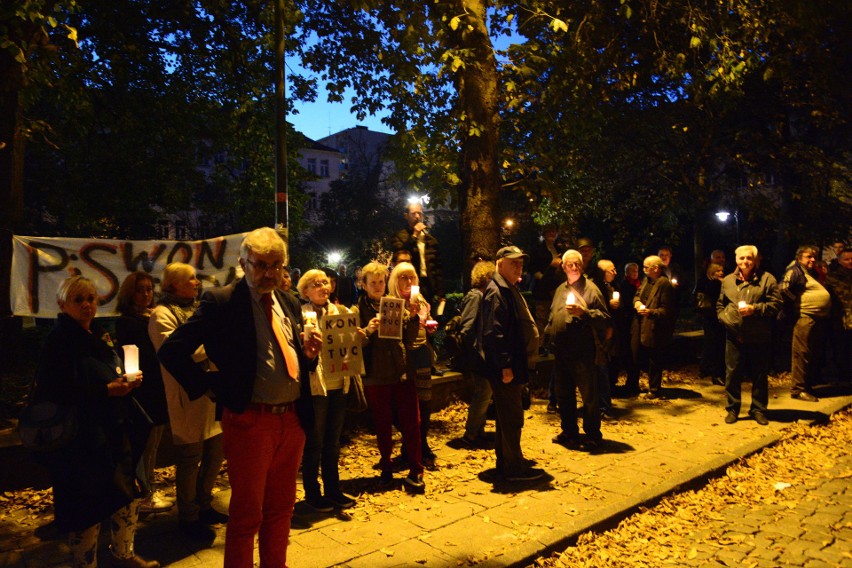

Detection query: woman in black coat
xmin=33 ymin=276 xmax=158 ymax=568
xmin=115 ymin=271 xmax=173 ymax=514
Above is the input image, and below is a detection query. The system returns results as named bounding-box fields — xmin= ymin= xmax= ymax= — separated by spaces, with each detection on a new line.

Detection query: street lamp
xmin=327 ymin=251 xmax=342 ymax=266
xmin=715 ymin=210 xmax=740 ymax=244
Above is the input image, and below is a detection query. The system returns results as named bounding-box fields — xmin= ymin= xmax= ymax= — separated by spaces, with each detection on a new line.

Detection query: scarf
xmin=158 ymin=293 xmax=199 ymax=326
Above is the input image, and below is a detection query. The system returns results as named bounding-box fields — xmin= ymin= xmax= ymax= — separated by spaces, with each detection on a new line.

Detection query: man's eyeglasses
xmin=565 ymin=262 xmax=582 ymax=269
xmin=246 ymin=259 xmax=285 ymax=273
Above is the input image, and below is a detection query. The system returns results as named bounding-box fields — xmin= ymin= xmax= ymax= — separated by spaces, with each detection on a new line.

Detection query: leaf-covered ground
xmin=531 ymin=408 xmax=852 ymax=567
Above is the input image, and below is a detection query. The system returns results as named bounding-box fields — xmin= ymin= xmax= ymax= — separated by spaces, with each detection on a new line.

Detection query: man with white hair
xmin=716 ymin=245 xmax=781 ymax=425
xmin=545 ymin=250 xmax=610 ymax=449
xmin=628 ymin=255 xmax=677 ymax=399
xmin=159 ymin=227 xmax=323 ymax=568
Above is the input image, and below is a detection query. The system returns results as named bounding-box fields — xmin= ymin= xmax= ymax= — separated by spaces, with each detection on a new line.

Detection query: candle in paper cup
xmin=639 ymin=303 xmax=646 ymax=310
xmin=303 ymin=311 xmax=317 ymax=333
xmin=122 ymin=345 xmax=140 ymax=381
xmin=738 ymin=301 xmax=747 ymax=309
xmin=612 ymin=291 xmax=620 ymax=301
xmin=410 ymin=285 xmax=420 ymax=300
xmin=566 ymin=291 xmax=576 ymax=305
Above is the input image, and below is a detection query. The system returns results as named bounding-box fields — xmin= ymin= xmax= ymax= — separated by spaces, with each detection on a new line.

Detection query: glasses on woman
xmin=310 ymin=280 xmax=330 ymax=288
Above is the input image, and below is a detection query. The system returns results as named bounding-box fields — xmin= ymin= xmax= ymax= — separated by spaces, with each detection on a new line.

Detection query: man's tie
xmin=261 ymin=293 xmax=299 ymax=381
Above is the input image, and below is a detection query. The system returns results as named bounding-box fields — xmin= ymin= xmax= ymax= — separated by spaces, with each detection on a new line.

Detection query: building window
xmin=307 ymin=158 xmax=316 ymax=174
xmin=320 ymin=159 xmax=329 ymax=177
xmin=157 ymin=220 xmax=170 ymax=239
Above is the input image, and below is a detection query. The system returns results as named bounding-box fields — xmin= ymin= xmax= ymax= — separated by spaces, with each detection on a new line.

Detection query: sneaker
xmin=751 ymin=411 xmax=769 ymax=426
xmin=178 ymin=519 xmax=216 ymax=541
xmin=108 ymin=553 xmax=160 ymax=568
xmin=725 ymin=411 xmax=738 ymax=424
xmin=378 ymin=470 xmax=394 ymax=487
xmin=505 ymin=467 xmax=545 ymax=482
xmin=198 ymin=507 xmax=229 ymax=525
xmin=791 ymin=391 xmax=819 ymax=402
xmin=138 ymin=493 xmax=173 ymax=514
xmin=325 ymin=491 xmax=356 ymax=509
xmin=304 ymin=495 xmax=334 ymax=513
xmin=403 ymin=473 xmax=426 ymax=493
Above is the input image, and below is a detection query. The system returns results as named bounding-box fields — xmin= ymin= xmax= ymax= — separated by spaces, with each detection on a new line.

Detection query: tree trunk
xmin=455 ymin=0 xmax=501 ymax=286
xmin=0 ymin=39 xmax=27 ymax=372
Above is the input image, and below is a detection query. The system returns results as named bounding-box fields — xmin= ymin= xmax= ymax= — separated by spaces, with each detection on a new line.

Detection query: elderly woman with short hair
xmin=297 ymin=269 xmax=359 ymax=511
xmin=33 ymin=276 xmax=158 ymax=568
xmin=355 ymin=262 xmax=423 ymax=490
xmin=150 ymin=263 xmax=226 ymax=541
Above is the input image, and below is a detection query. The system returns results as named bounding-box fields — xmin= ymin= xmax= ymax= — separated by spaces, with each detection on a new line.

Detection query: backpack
xmin=442 ymin=314 xmax=465 ymax=371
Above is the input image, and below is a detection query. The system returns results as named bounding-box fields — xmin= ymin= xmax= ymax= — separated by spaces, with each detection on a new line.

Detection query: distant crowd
xmin=23 ymin=203 xmax=851 ymax=567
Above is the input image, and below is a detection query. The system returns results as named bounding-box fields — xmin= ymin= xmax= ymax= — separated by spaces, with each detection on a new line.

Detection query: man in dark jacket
xmin=391 ymin=201 xmax=444 ymax=304
xmin=158 ymin=227 xmax=322 ymax=568
xmin=628 ymin=255 xmax=677 ymax=399
xmin=780 ymin=245 xmax=831 ymax=402
xmin=546 ymin=250 xmax=610 ymax=449
xmin=716 ymin=245 xmax=781 ymax=425
xmin=479 ymin=246 xmax=543 ymax=482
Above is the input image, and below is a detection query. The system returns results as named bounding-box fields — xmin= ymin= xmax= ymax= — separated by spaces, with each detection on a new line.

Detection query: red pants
xmin=365 ymin=380 xmax=423 ymax=477
xmin=222 ymin=407 xmax=305 ymax=568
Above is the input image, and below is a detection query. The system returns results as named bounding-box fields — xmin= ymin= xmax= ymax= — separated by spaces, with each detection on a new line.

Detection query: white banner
xmin=11 ymin=233 xmax=246 ymax=317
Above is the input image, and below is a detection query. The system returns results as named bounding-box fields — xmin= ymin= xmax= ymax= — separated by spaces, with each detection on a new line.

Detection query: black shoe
xmin=378 ymin=470 xmax=394 ymax=487
xmin=552 ymin=432 xmax=582 ymax=449
xmin=325 ymin=491 xmax=356 ymax=509
xmin=584 ymin=438 xmax=603 ymax=452
xmin=505 ymin=467 xmax=545 ymax=482
xmin=546 ymin=402 xmax=558 ymax=414
xmin=178 ymin=519 xmax=216 ymax=541
xmin=711 ymin=376 xmax=725 ymax=386
xmin=432 ymin=367 xmax=444 ymax=377
xmin=459 ymin=435 xmax=477 ymax=449
xmin=645 ymin=391 xmax=660 ymax=400
xmin=725 ymin=411 xmax=738 ymax=424
xmin=198 ymin=507 xmax=229 ymax=525
xmin=403 ymin=473 xmax=425 ymax=493
xmin=751 ymin=411 xmax=769 ymax=426
xmin=791 ymin=391 xmax=819 ymax=402
xmin=304 ymin=495 xmax=334 ymax=513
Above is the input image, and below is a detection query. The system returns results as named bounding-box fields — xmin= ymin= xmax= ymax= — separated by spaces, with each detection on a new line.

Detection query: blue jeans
xmin=302 ymin=389 xmax=347 ymax=499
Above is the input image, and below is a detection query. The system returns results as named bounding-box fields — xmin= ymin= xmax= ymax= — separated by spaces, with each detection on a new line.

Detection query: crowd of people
xmin=26 ymin=208 xmax=851 ymax=566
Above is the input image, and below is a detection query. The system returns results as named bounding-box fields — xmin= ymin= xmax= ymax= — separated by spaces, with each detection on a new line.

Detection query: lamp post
xmin=715 ymin=210 xmax=740 ymax=244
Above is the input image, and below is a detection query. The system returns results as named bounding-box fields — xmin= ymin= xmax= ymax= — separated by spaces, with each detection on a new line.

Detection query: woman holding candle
xmin=388 ymin=262 xmax=438 ymax=470
xmin=297 ymin=269 xmax=360 ymax=511
xmin=116 ymin=272 xmax=174 ymax=514
xmin=716 ymin=245 xmax=782 ymax=425
xmin=355 ymin=262 xmax=424 ymax=490
xmin=32 ymin=276 xmax=158 ymax=567
xmin=150 ymin=263 xmax=227 ymax=541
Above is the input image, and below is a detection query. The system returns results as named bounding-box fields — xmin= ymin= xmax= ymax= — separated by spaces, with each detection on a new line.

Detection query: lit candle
xmin=410 ymin=285 xmax=420 ymax=300
xmin=738 ymin=301 xmax=747 ymax=309
xmin=304 ymin=311 xmax=317 ymax=333
xmin=566 ymin=291 xmax=576 ymax=305
xmin=671 ymin=277 xmax=678 ymax=286
xmin=639 ymin=303 xmax=646 ymax=310
xmin=612 ymin=291 xmax=620 ymax=301
xmin=122 ymin=345 xmax=140 ymax=381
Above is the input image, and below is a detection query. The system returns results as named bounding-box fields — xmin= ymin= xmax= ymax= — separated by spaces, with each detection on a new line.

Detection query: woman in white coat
xmin=149 ymin=263 xmax=227 ymax=541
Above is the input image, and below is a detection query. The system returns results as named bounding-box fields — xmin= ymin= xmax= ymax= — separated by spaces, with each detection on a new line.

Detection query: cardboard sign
xmin=378 ymin=297 xmax=405 ymax=340
xmin=320 ymin=312 xmax=365 ymax=380
xmin=11 ymin=233 xmax=246 ymax=317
